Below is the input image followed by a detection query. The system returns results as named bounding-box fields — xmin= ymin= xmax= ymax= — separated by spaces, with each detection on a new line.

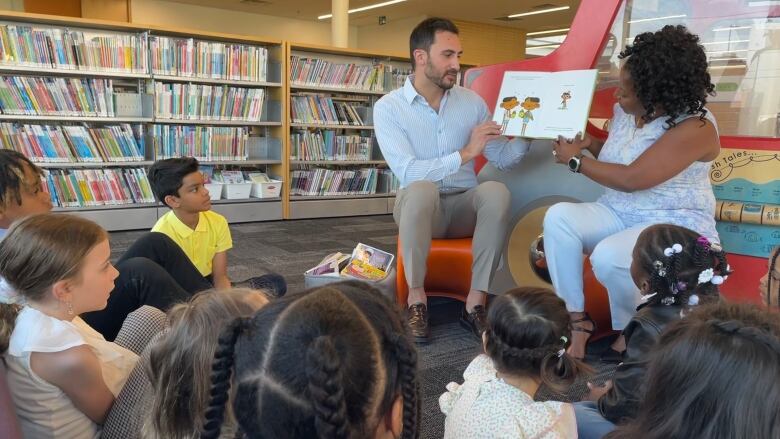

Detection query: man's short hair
xmin=0 ymin=150 xmax=41 ymax=209
xmin=148 ymin=157 xmax=200 ymax=207
xmin=409 ymin=17 xmax=459 ymax=70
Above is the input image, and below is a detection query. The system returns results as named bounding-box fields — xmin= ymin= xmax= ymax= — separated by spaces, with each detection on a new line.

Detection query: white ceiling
xmin=160 ymin=0 xmax=581 ymax=31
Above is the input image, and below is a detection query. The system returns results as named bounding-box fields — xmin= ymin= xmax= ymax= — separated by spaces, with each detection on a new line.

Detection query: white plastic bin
xmin=222 ymin=182 xmax=252 ymax=199
xmin=204 ymin=183 xmax=223 ymax=200
xmin=250 ymin=180 xmax=283 ymax=198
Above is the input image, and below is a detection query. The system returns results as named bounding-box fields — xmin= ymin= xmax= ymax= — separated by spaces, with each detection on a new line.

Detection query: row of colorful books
xmin=1 ymin=123 xmax=144 ymax=162
xmin=290 ymin=56 xmax=401 ymax=92
xmin=153 ymin=82 xmax=265 ymax=121
xmin=0 ymin=76 xmax=115 ymax=116
xmin=150 ymin=124 xmax=249 ymax=161
xmin=0 ymin=24 xmax=147 ymax=73
xmin=150 ymin=36 xmax=269 ymax=82
xmin=290 ymin=167 xmax=388 ymax=196
xmin=290 ymin=131 xmax=372 ymax=161
xmin=290 ymin=95 xmax=367 ymax=125
xmin=44 ymin=167 xmax=155 ymax=207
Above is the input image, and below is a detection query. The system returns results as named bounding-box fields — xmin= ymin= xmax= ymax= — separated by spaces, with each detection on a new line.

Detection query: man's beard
xmin=425 ymin=64 xmax=459 ymax=90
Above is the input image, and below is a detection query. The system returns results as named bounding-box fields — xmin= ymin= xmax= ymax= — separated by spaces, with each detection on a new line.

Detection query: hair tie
xmin=688 ymin=294 xmax=700 ymax=306
xmin=0 ymin=285 xmax=24 ymax=305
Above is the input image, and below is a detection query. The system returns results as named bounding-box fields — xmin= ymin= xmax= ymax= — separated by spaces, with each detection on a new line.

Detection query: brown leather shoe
xmin=407 ymin=303 xmax=429 ymax=343
xmin=460 ymin=305 xmax=487 ymax=339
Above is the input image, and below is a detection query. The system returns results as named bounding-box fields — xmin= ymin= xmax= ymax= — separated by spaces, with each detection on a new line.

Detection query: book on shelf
xmin=290 ymin=55 xmax=409 ymax=92
xmin=491 ymin=69 xmax=598 ymax=139
xmin=340 ymin=242 xmax=394 ymax=281
xmin=290 ymin=130 xmax=372 ymax=161
xmin=377 ymin=169 xmax=399 ymax=194
xmin=43 ymin=167 xmax=154 ymax=208
xmin=290 ymin=95 xmax=366 ymax=125
xmin=150 ymin=36 xmax=268 ymax=82
xmin=0 ymin=24 xmax=147 ymax=73
xmin=0 ymin=76 xmax=115 ymax=117
xmin=151 ymin=124 xmax=249 ymax=161
xmin=1 ymin=122 xmax=145 ymax=162
xmin=290 ymin=167 xmax=383 ymax=196
xmin=153 ymin=82 xmax=265 ymax=121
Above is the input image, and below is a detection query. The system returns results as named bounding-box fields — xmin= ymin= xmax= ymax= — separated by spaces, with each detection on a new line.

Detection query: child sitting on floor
xmin=440 ymin=287 xmax=588 ymax=438
xmin=575 ymin=224 xmax=730 ymax=439
xmin=0 ymin=214 xmax=138 ymax=438
xmin=606 ymin=302 xmax=780 ymax=439
xmin=199 ymin=280 xmax=420 ymax=439
xmin=144 ymin=288 xmax=268 ymax=439
xmin=148 ymin=157 xmax=286 ymax=295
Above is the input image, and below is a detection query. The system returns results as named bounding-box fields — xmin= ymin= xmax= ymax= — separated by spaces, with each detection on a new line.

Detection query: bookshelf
xmin=284 ymin=43 xmax=409 ymax=219
xmin=0 ymin=12 xmax=285 ymax=230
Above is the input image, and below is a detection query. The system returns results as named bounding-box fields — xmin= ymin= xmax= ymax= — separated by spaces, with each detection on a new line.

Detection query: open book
xmin=491 ymin=69 xmax=598 ymax=139
xmin=340 ymin=243 xmax=394 ymax=282
xmin=306 ymin=252 xmax=351 ymax=277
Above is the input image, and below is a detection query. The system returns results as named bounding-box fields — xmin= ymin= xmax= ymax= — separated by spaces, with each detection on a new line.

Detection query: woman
xmin=543 ymin=25 xmax=721 ymax=359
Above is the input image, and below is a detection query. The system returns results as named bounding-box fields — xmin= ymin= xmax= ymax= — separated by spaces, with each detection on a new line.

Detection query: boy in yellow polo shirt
xmin=148 ymin=157 xmax=285 ymax=294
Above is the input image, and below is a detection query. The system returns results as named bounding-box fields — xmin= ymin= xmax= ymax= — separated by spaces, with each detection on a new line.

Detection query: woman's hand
xmin=552 ymin=133 xmax=592 ymax=164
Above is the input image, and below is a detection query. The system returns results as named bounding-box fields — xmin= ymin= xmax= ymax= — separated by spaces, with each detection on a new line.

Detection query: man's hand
xmin=585 ymin=380 xmax=612 ymax=402
xmin=460 ymin=121 xmax=503 ymax=164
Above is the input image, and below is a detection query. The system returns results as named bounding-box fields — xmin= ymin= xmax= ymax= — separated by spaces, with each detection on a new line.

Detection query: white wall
xmin=131 ymin=0 xmax=359 ymax=47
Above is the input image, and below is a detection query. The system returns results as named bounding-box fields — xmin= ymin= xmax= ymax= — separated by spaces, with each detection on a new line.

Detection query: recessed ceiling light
xmin=627 ymin=14 xmax=686 ymax=24
xmin=508 ymin=6 xmax=569 ymax=19
xmin=527 ymin=28 xmax=570 ymax=36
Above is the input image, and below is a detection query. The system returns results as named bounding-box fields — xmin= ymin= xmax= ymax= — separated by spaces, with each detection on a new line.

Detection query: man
xmin=374 ymin=18 xmax=531 ymax=342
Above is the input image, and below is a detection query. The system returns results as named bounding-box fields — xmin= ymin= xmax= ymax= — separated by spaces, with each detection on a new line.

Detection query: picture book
xmin=306 ymin=252 xmax=351 ymax=277
xmin=491 ymin=69 xmax=598 ymax=139
xmin=340 ymin=242 xmax=394 ymax=282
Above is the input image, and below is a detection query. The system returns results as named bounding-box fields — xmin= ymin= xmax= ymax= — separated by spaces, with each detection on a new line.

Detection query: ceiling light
xmin=627 ymin=14 xmax=686 ymax=24
xmin=709 ymin=65 xmax=746 ymax=70
xmin=527 ymin=43 xmax=561 ymax=49
xmin=508 ymin=6 xmax=569 ymax=18
xmin=701 ymin=39 xmax=750 ymax=45
xmin=527 ymin=28 xmax=570 ymax=36
xmin=318 ymin=0 xmax=406 ymax=20
xmin=706 ymin=49 xmax=750 ymax=54
xmin=708 ymin=57 xmax=748 ymax=62
xmin=713 ymin=26 xmax=752 ymax=32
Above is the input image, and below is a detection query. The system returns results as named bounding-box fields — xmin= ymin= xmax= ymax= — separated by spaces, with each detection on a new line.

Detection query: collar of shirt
xmin=168 ymin=211 xmax=206 ymax=238
xmin=402 ymin=74 xmax=451 ymax=111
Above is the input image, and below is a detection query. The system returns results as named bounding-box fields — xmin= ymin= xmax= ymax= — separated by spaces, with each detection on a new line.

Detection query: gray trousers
xmin=393 ymin=180 xmax=511 ymax=292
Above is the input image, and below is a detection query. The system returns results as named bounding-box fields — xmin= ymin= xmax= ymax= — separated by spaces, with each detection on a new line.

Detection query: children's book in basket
xmin=340 ymin=243 xmax=394 ymax=282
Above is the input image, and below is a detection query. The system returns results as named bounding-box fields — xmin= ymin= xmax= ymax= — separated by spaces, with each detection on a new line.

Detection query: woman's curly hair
xmin=619 ymin=25 xmax=715 ymax=128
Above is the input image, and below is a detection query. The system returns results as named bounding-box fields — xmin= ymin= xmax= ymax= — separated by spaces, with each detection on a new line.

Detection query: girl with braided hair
xmin=575 ymin=223 xmax=729 ymax=439
xmin=199 ymin=280 xmax=419 ymax=439
xmin=759 ymin=246 xmax=780 ymax=308
xmin=440 ymin=287 xmax=589 ymax=438
xmin=606 ymin=302 xmax=780 ymax=439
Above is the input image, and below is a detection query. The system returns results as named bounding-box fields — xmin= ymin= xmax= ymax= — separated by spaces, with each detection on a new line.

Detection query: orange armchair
xmin=396 ymin=237 xmax=474 ymax=305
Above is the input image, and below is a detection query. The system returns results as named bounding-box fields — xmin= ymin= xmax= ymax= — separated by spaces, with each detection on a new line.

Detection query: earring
xmin=66 ymin=301 xmax=74 ymax=316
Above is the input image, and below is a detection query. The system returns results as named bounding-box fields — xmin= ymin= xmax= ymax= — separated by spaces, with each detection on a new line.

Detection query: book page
xmin=492 ymin=69 xmax=598 ymax=139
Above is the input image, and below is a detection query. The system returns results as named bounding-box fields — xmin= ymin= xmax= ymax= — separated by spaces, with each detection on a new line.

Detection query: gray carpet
xmin=109 ymin=215 xmax=616 ymax=439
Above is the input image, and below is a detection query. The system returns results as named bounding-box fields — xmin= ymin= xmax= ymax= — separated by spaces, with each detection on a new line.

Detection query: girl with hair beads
xmin=0 ymin=214 xmax=138 ymax=438
xmin=606 ymin=302 xmax=780 ymax=439
xmin=440 ymin=287 xmax=588 ymax=438
xmin=575 ymin=223 xmax=730 ymax=439
xmin=144 ymin=288 xmax=268 ymax=439
xmin=200 ymin=280 xmax=420 ymax=439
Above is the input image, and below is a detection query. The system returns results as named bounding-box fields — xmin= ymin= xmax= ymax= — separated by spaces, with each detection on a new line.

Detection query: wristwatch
xmin=568 ymin=154 xmax=583 ymax=173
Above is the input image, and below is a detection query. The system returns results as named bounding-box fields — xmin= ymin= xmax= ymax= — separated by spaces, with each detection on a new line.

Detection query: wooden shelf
xmin=0 ymin=64 xmax=150 ymax=79
xmin=52 ymin=202 xmax=159 ymax=212
xmin=290 ymin=194 xmax=395 ymax=200
xmin=152 ymin=74 xmax=281 ymax=88
xmin=290 ymin=84 xmax=386 ymax=95
xmin=199 ymin=159 xmax=282 ymax=165
xmin=36 ymin=161 xmax=153 ymax=168
xmin=290 ymin=123 xmax=374 ymax=130
xmin=211 ymin=197 xmax=281 ymax=204
xmin=0 ymin=114 xmax=152 ymax=122
xmin=290 ymin=160 xmax=386 ymax=165
xmin=154 ymin=118 xmax=282 ymax=126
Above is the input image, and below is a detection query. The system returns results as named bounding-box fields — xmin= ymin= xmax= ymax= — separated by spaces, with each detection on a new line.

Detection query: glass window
xmin=591 ymin=0 xmax=780 ymax=138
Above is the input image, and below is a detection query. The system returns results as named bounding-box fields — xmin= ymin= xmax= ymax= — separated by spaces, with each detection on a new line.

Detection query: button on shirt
xmin=374 ymin=76 xmax=530 ymax=190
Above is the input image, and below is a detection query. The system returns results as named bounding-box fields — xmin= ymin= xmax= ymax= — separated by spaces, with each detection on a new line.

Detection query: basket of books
xmin=247 ymin=172 xmax=283 ymax=198
xmin=305 ymin=243 xmax=395 ymax=298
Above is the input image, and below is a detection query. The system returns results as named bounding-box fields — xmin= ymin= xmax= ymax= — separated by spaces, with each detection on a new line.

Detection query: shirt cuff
xmin=443 ymin=151 xmax=462 ymax=174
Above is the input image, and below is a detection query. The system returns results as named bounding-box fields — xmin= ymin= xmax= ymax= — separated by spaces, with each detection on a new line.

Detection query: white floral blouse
xmin=439 ymin=355 xmax=577 ymax=439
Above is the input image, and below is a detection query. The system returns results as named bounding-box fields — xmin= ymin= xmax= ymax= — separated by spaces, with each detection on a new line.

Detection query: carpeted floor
xmin=109 ymin=215 xmax=616 ymax=439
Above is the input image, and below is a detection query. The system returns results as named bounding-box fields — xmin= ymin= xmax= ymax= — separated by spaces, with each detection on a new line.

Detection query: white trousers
xmin=542 ymin=202 xmax=651 ymax=330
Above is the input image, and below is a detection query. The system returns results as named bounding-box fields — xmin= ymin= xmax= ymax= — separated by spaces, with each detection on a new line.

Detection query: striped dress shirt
xmin=374 ymin=76 xmax=530 ymax=190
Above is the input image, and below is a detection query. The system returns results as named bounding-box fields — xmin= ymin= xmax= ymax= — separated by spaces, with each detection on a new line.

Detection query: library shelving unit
xmin=0 ymin=11 xmax=285 ymax=230
xmin=284 ymin=43 xmax=408 ymax=219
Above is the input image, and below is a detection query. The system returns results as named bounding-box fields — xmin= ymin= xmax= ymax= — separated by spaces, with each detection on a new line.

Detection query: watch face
xmin=568 ymin=156 xmax=578 ymax=171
